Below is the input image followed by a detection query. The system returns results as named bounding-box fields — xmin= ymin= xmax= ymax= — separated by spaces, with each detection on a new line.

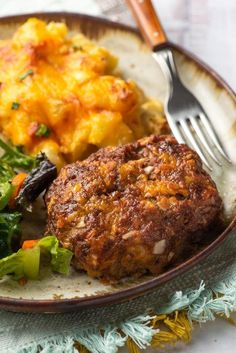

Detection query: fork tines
xmin=153 ymin=48 xmax=231 ymax=171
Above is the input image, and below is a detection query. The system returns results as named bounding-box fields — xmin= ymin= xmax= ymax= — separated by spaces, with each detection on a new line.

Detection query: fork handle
xmin=126 ymin=0 xmax=167 ymax=50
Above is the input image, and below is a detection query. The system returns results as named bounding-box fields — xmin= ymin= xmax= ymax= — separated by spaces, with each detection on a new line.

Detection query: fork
xmin=126 ymin=0 xmax=231 ymax=171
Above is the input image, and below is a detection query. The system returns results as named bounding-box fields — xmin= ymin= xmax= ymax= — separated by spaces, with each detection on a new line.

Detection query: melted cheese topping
xmin=0 ymin=18 xmax=163 ymax=167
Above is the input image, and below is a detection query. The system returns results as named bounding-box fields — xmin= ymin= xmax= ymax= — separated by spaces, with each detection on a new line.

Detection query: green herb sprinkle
xmin=11 ymin=102 xmax=20 ymax=110
xmin=19 ymin=69 xmax=34 ymax=81
xmin=35 ymin=124 xmax=51 ymax=138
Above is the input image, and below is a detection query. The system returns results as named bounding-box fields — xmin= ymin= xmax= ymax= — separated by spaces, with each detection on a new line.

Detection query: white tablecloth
xmin=0 ymin=1 xmax=236 ymax=352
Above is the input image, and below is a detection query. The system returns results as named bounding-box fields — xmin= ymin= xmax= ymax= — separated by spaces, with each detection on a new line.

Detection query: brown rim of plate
xmin=0 ymin=12 xmax=236 ymax=313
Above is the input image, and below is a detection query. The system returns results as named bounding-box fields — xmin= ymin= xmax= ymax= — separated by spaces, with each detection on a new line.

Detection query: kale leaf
xmin=0 ymin=138 xmax=36 ymax=171
xmin=0 ymin=212 xmax=22 ymax=259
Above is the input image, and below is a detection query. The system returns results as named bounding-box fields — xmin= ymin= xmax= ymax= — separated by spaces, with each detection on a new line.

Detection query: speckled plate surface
xmin=0 ymin=12 xmax=236 ymax=315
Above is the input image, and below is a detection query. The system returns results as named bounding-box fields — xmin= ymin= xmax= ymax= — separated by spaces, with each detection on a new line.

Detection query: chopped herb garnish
xmin=19 ymin=69 xmax=34 ymax=81
xmin=72 ymin=45 xmax=83 ymax=51
xmin=11 ymin=102 xmax=20 ymax=110
xmin=35 ymin=124 xmax=51 ymax=138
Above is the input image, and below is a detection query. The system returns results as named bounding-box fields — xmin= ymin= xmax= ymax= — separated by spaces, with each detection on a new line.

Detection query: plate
xmin=0 ymin=12 xmax=236 ymax=320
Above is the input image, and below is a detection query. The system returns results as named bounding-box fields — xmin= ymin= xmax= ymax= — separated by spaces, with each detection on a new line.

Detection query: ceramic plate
xmin=0 ymin=12 xmax=236 ymax=317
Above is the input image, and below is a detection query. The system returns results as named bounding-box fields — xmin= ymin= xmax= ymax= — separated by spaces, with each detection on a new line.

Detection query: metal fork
xmin=153 ymin=48 xmax=231 ymax=170
xmin=126 ymin=0 xmax=231 ymax=170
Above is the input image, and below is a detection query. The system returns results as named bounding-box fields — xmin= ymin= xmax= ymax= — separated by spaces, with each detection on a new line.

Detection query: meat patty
xmin=45 ymin=135 xmax=222 ymax=282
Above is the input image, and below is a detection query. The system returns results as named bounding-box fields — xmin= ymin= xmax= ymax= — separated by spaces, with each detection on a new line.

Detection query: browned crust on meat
xmin=45 ymin=135 xmax=222 ymax=281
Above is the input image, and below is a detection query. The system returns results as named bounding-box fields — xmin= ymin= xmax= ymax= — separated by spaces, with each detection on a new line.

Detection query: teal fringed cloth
xmin=2 ymin=276 xmax=236 ymax=353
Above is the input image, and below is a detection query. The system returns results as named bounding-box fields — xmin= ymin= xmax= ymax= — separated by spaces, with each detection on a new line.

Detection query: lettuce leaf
xmin=38 ymin=236 xmax=73 ymax=275
xmin=0 ymin=246 xmax=40 ymax=280
xmin=0 ymin=236 xmax=73 ymax=280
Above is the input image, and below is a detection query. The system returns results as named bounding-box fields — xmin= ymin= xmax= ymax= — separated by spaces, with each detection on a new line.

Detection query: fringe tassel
xmin=74 ymin=342 xmax=90 ymax=353
xmin=126 ymin=338 xmax=140 ymax=353
xmin=73 ymin=327 xmax=125 ymax=353
xmin=151 ymin=311 xmax=192 ymax=348
xmin=157 ymin=280 xmax=206 ymax=314
xmin=188 ymin=279 xmax=236 ymax=322
xmin=120 ymin=315 xmax=157 ymax=349
xmin=164 ymin=312 xmax=192 ymax=341
xmin=12 ymin=279 xmax=236 ymax=353
xmin=16 ymin=337 xmax=78 ymax=353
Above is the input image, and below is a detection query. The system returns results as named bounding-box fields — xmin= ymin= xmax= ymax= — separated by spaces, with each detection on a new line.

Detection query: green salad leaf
xmin=0 ymin=182 xmax=13 ymax=211
xmin=38 ymin=236 xmax=73 ymax=275
xmin=0 ymin=236 xmax=73 ymax=280
xmin=0 ymin=162 xmax=15 ymax=181
xmin=0 ymin=162 xmax=15 ymax=211
xmin=0 ymin=212 xmax=22 ymax=259
xmin=0 ymin=246 xmax=40 ymax=280
xmin=0 ymin=138 xmax=36 ymax=171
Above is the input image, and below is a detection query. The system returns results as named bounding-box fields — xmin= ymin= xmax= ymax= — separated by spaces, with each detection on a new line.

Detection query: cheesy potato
xmin=0 ymin=18 xmax=166 ymax=167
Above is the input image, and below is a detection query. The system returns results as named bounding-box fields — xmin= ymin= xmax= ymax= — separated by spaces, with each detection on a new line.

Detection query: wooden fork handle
xmin=126 ymin=0 xmax=167 ymax=51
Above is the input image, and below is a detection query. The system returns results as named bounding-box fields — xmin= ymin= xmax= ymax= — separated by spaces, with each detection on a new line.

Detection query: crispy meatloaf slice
xmin=45 ymin=135 xmax=222 ymax=281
